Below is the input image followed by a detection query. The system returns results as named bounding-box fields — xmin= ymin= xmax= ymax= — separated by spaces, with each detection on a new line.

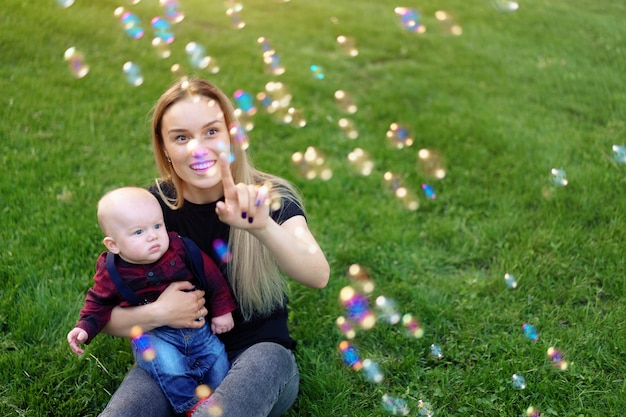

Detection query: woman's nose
xmin=191 ymin=143 xmax=209 ymax=158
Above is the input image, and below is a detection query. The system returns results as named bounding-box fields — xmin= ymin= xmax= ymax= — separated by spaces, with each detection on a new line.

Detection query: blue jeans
xmin=100 ymin=342 xmax=299 ymax=417
xmin=131 ymin=324 xmax=229 ymax=414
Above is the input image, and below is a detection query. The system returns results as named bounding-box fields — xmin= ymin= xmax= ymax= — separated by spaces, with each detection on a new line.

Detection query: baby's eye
xmin=133 ymin=229 xmax=143 ymax=235
xmin=154 ymin=223 xmax=162 ymax=230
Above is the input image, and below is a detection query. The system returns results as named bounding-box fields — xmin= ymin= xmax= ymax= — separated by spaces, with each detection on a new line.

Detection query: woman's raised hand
xmin=215 ymin=153 xmax=270 ymax=230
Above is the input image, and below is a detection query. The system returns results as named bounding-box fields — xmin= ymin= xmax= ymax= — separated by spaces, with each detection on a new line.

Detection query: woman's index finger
xmin=219 ymin=153 xmax=237 ymax=197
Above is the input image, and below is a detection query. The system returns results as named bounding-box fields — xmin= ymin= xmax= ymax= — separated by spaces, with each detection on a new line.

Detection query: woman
xmin=99 ymin=78 xmax=330 ymax=417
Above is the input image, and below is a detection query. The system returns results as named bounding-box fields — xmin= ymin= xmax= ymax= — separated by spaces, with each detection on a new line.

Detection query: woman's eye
xmin=206 ymin=128 xmax=218 ymax=136
xmin=175 ymin=134 xmax=188 ymax=142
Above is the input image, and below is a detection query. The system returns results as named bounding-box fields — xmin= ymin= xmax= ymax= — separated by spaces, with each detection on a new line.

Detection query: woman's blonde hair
xmin=151 ymin=77 xmax=302 ymax=320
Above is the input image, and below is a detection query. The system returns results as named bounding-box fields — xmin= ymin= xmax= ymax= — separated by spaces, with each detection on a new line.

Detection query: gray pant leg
xmin=212 ymin=342 xmax=299 ymax=417
xmin=99 ymin=365 xmax=177 ymax=417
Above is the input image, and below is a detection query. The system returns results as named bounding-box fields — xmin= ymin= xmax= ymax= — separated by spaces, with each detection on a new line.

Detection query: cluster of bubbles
xmin=502 ymin=272 xmax=570 ymax=414
xmin=336 ymin=264 xmax=444 ymax=415
xmin=394 ymin=7 xmax=462 ymax=36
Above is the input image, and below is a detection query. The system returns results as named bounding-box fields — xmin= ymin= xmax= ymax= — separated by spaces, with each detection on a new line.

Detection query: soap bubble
xmin=504 ymin=273 xmax=517 ymax=289
xmin=421 ymin=184 xmax=436 ymax=199
xmin=310 ymin=65 xmax=325 ymax=80
xmin=339 ymin=286 xmax=376 ymax=330
xmin=338 ymin=340 xmax=363 ymax=370
xmin=152 ymin=37 xmax=171 ymax=58
xmin=384 ymin=171 xmax=419 ymax=211
xmin=160 ymin=0 xmax=184 ymax=24
xmin=417 ymin=400 xmax=434 ymax=417
xmin=152 ymin=16 xmax=175 ymax=44
xmin=212 ymin=239 xmax=232 ymax=263
xmin=233 ymin=90 xmax=256 ymax=115
xmin=526 ymin=406 xmax=541 ymax=417
xmin=229 ymin=122 xmax=249 ymax=151
xmin=130 ymin=325 xmax=156 ymax=361
xmin=547 ymin=346 xmax=568 ymax=370
xmin=429 ymin=344 xmax=443 ymax=359
xmin=258 ymin=37 xmax=285 ymax=75
xmin=511 ymin=373 xmax=526 ymax=389
xmin=435 ymin=10 xmax=462 ymax=36
xmin=347 ymin=148 xmax=374 ymax=176
xmin=336 ymin=35 xmax=358 ymax=57
xmin=334 ymin=90 xmax=358 ymax=114
xmin=550 ymin=168 xmax=568 ymax=186
xmin=402 ymin=313 xmax=424 ymax=338
xmin=375 ymin=296 xmax=400 ymax=325
xmin=186 ymin=42 xmax=213 ymax=70
xmin=612 ymin=145 xmax=626 ymax=164
xmin=57 ymin=0 xmax=75 ymax=8
xmin=346 ymin=264 xmax=375 ymax=294
xmin=115 ymin=8 xmax=144 ymax=39
xmin=122 ymin=61 xmax=143 ymax=86
xmin=291 ymin=147 xmax=332 ymax=180
xmin=382 ymin=394 xmax=410 ymax=416
xmin=418 ymin=149 xmax=446 ymax=179
xmin=336 ymin=316 xmax=356 ymax=339
xmin=338 ymin=118 xmax=358 ymax=139
xmin=63 ymin=47 xmax=89 ymax=78
xmin=522 ymin=323 xmax=538 ymax=341
xmin=362 ymin=359 xmax=384 ymax=383
xmin=225 ymin=1 xmax=245 ymax=29
xmin=491 ymin=0 xmax=519 ymax=13
xmin=394 ymin=7 xmax=426 ymax=33
xmin=386 ymin=123 xmax=413 ymax=149
xmin=260 ymin=81 xmax=292 ymax=113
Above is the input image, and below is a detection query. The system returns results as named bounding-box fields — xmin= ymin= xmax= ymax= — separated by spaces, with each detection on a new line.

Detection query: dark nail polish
xmin=241 ymin=212 xmax=247 ymax=219
xmin=248 ymin=217 xmax=254 ymax=223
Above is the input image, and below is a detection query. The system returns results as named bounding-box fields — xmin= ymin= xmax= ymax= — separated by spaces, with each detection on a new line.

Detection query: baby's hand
xmin=67 ymin=328 xmax=88 ymax=355
xmin=211 ymin=312 xmax=234 ymax=334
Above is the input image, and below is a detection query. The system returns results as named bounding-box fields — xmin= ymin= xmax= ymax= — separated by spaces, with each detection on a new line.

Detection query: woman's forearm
xmin=101 ymin=304 xmax=162 ymax=337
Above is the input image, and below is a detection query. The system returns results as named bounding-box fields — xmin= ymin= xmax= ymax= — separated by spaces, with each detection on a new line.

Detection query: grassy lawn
xmin=1 ymin=0 xmax=625 ymax=415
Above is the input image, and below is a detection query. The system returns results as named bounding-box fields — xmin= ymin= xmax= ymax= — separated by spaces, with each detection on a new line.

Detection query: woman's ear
xmin=103 ymin=236 xmax=120 ymax=254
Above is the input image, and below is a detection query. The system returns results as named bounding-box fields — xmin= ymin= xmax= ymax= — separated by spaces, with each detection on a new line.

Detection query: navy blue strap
xmin=180 ymin=237 xmax=207 ymax=290
xmin=105 ymin=252 xmax=147 ymax=306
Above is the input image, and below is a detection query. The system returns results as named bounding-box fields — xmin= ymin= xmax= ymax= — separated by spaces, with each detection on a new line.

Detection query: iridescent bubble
xmin=522 ymin=323 xmax=538 ymax=341
xmin=429 ymin=344 xmax=443 ymax=359
xmin=310 ymin=65 xmax=325 ymax=80
xmin=338 ymin=118 xmax=358 ymax=139
xmin=347 ymin=148 xmax=374 ymax=176
xmin=336 ymin=316 xmax=356 ymax=339
xmin=384 ymin=171 xmax=419 ymax=211
xmin=382 ymin=394 xmax=410 ymax=416
xmin=152 ymin=37 xmax=171 ymax=58
xmin=212 ymin=239 xmax=233 ymax=263
xmin=57 ymin=0 xmax=75 ymax=8
xmin=261 ymin=81 xmax=292 ymax=112
xmin=258 ymin=38 xmax=285 ymax=75
xmin=612 ymin=145 xmax=626 ymax=164
xmin=336 ymin=35 xmax=358 ymax=57
xmin=234 ymin=109 xmax=254 ymax=132
xmin=362 ymin=359 xmax=384 ymax=383
xmin=338 ymin=340 xmax=363 ymax=370
xmin=233 ymin=90 xmax=256 ymax=115
xmin=152 ymin=16 xmax=175 ymax=44
xmin=394 ymin=7 xmax=426 ymax=34
xmin=550 ymin=168 xmax=568 ymax=186
xmin=504 ymin=273 xmax=517 ymax=289
xmin=491 ymin=0 xmax=519 ymax=13
xmin=402 ymin=313 xmax=424 ymax=338
xmin=511 ymin=373 xmax=526 ymax=390
xmin=283 ymin=107 xmax=306 ymax=128
xmin=375 ymin=296 xmax=400 ymax=325
xmin=547 ymin=346 xmax=568 ymax=370
xmin=291 ymin=146 xmax=332 ymax=180
xmin=229 ymin=121 xmax=249 ymax=151
xmin=130 ymin=325 xmax=156 ymax=361
xmin=417 ymin=400 xmax=434 ymax=417
xmin=386 ymin=123 xmax=413 ymax=149
xmin=526 ymin=406 xmax=541 ymax=417
xmin=63 ymin=47 xmax=89 ymax=78
xmin=115 ymin=9 xmax=144 ymax=39
xmin=225 ymin=1 xmax=245 ymax=29
xmin=160 ymin=0 xmax=184 ymax=23
xmin=346 ymin=263 xmax=375 ymax=294
xmin=185 ymin=42 xmax=210 ymax=69
xmin=418 ymin=149 xmax=446 ymax=179
xmin=339 ymin=286 xmax=376 ymax=330
xmin=122 ymin=61 xmax=143 ymax=87
xmin=435 ymin=10 xmax=462 ymax=36
xmin=334 ymin=90 xmax=358 ymax=114
xmin=422 ymin=184 xmax=436 ymax=199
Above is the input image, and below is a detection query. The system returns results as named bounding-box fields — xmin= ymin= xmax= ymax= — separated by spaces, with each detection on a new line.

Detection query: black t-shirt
xmin=148 ymin=183 xmax=303 ymax=354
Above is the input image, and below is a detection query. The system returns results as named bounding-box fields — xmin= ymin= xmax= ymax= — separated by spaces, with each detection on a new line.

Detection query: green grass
xmin=1 ymin=0 xmax=625 ymax=415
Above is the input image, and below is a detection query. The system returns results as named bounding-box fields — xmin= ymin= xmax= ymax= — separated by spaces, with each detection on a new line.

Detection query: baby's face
xmin=108 ymin=198 xmax=170 ymax=265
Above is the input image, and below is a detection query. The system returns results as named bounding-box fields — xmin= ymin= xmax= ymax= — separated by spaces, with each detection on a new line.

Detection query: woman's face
xmin=161 ymin=97 xmax=231 ymax=203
